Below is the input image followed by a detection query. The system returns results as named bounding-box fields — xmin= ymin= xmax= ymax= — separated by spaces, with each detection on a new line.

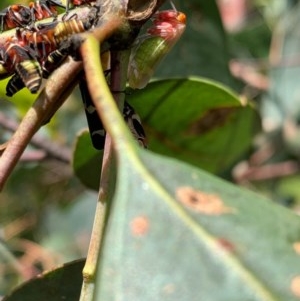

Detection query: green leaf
xmin=94 ymin=148 xmax=300 ymax=301
xmin=128 ymin=78 xmax=260 ymax=173
xmin=3 ymin=259 xmax=84 ymax=301
xmin=72 ymin=130 xmax=103 ymax=190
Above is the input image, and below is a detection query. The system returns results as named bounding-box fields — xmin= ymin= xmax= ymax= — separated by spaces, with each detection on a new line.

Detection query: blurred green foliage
xmin=1 ymin=0 xmax=300 ymax=297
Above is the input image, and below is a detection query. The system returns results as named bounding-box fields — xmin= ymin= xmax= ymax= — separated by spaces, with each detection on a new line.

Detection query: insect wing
xmin=128 ymin=10 xmax=186 ymax=89
xmin=128 ymin=36 xmax=167 ymax=89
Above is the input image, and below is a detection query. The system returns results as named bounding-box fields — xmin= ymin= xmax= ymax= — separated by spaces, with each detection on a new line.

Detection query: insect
xmin=0 ymin=0 xmax=95 ymax=33
xmin=19 ymin=17 xmax=92 ymax=70
xmin=127 ymin=10 xmax=186 ymax=89
xmin=123 ymin=101 xmax=147 ymax=148
xmin=6 ymin=59 xmax=42 ymax=96
xmin=2 ymin=16 xmax=94 ymax=96
xmin=42 ymin=46 xmax=69 ymax=78
xmin=0 ymin=1 xmax=65 ymax=33
xmin=0 ymin=5 xmax=32 ymax=32
xmin=29 ymin=0 xmax=65 ymax=21
xmin=5 ymin=46 xmax=69 ymax=96
xmin=0 ymin=41 xmax=37 ymax=76
xmin=17 ymin=16 xmax=93 ymax=58
xmin=79 ymin=78 xmax=106 ymax=149
xmin=0 ymin=39 xmax=42 ymax=94
xmin=6 ymin=72 xmax=25 ymax=97
xmin=79 ymin=76 xmax=147 ymax=149
xmin=60 ymin=0 xmax=95 ymax=12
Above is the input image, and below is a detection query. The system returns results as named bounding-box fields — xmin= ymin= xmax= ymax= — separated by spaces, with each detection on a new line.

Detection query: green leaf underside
xmin=128 ymin=78 xmax=261 ymax=173
xmin=3 ymin=259 xmax=84 ymax=301
xmin=72 ymin=130 xmax=103 ymax=190
xmin=94 ymin=148 xmax=300 ymax=301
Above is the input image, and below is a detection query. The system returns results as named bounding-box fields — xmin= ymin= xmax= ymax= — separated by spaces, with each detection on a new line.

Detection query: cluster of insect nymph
xmin=0 ymin=0 xmax=186 ymax=150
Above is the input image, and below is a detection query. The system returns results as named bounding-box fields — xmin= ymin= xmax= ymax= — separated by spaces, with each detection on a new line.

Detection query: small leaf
xmin=94 ymin=148 xmax=300 ymax=300
xmin=3 ymin=259 xmax=84 ymax=301
xmin=128 ymin=78 xmax=260 ymax=173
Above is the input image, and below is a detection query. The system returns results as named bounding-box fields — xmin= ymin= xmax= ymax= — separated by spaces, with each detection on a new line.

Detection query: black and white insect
xmin=79 ymin=78 xmax=147 ymax=150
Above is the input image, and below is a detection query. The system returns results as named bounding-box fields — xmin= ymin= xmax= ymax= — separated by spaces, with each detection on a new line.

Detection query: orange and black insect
xmin=0 ymin=1 xmax=65 ymax=32
xmin=2 ymin=16 xmax=94 ymax=96
xmin=17 ymin=17 xmax=92 ymax=60
xmin=29 ymin=0 xmax=65 ymax=21
xmin=128 ymin=10 xmax=186 ymax=89
xmin=0 ymin=40 xmax=42 ymax=94
xmin=0 ymin=5 xmax=32 ymax=32
xmin=6 ymin=59 xmax=42 ymax=96
xmin=6 ymin=46 xmax=68 ymax=96
xmin=42 ymin=46 xmax=69 ymax=78
xmin=0 ymin=0 xmax=96 ymax=33
xmin=0 ymin=40 xmax=38 ymax=76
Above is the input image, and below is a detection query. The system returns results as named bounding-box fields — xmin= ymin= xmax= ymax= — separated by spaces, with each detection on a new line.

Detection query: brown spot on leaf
xmin=162 ymin=283 xmax=175 ymax=295
xmin=176 ymin=186 xmax=235 ymax=215
xmin=293 ymin=242 xmax=300 ymax=255
xmin=130 ymin=215 xmax=149 ymax=237
xmin=217 ymin=238 xmax=235 ymax=253
xmin=291 ymin=276 xmax=300 ymax=297
xmin=187 ymin=107 xmax=235 ymax=135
